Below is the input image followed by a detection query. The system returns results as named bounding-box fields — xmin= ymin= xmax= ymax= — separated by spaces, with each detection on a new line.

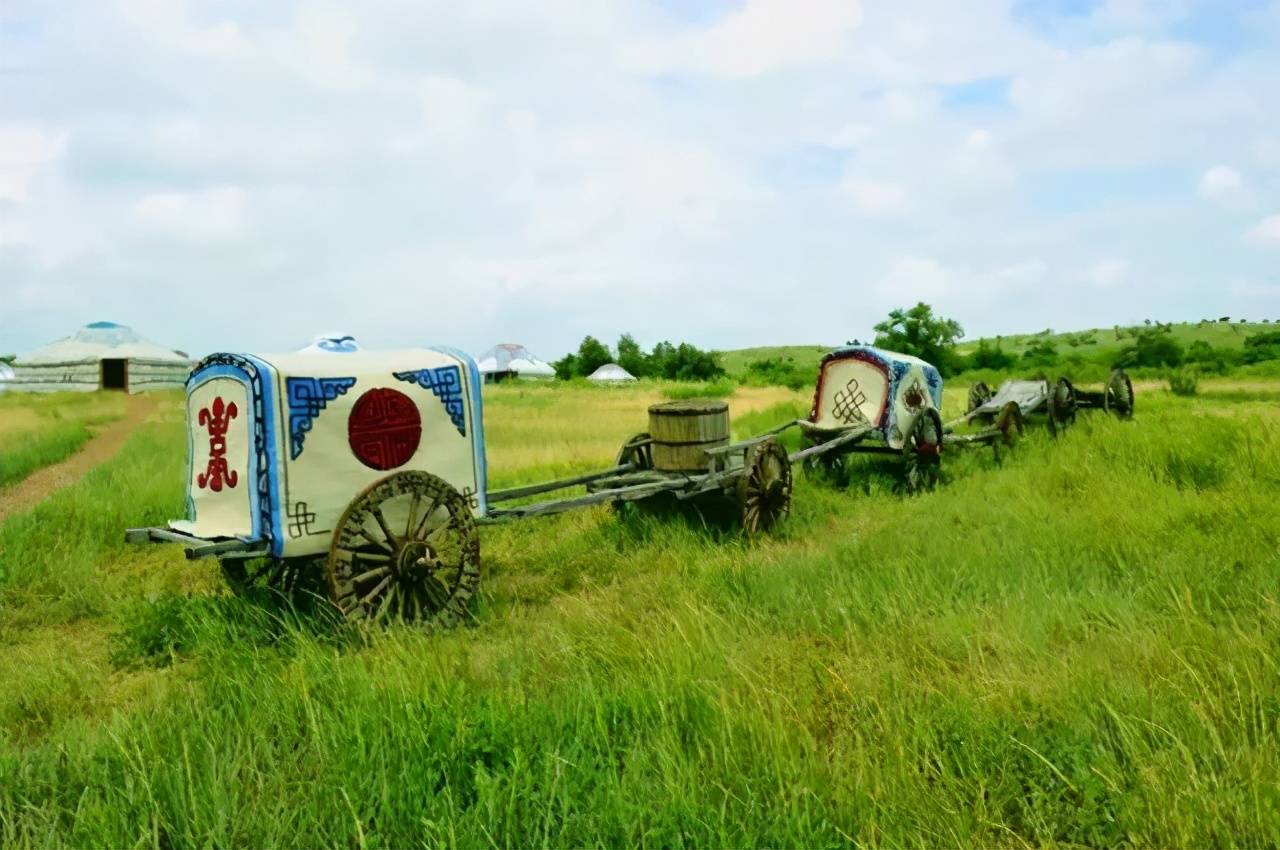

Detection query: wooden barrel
xmin=648 ymin=400 xmax=730 ymax=472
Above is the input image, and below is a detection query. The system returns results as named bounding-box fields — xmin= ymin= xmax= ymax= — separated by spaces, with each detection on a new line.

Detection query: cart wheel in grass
xmin=991 ymin=401 xmax=1024 ymax=463
xmin=738 ymin=438 xmax=792 ymax=538
xmin=1103 ymin=369 xmax=1135 ymax=419
xmin=903 ymin=409 xmax=944 ymax=493
xmin=327 ymin=471 xmax=479 ymax=628
xmin=612 ymin=432 xmax=654 ymax=517
xmin=1046 ymin=377 xmax=1077 ymax=438
xmin=967 ymin=381 xmax=993 ymax=417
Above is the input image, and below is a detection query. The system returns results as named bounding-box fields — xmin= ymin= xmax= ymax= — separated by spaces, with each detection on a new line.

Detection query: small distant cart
xmin=958 ymin=368 xmax=1135 ymax=437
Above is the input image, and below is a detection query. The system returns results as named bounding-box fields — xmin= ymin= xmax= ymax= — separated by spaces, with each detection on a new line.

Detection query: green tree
xmin=1115 ymin=328 xmax=1184 ymax=369
xmin=552 ymin=335 xmax=614 ymax=379
xmin=1021 ymin=338 xmax=1059 ymax=368
xmin=1242 ymin=330 xmax=1280 ymax=365
xmin=872 ymin=302 xmax=964 ymax=375
xmin=616 ymin=333 xmax=649 ymax=378
xmin=965 ymin=340 xmax=1016 ymax=372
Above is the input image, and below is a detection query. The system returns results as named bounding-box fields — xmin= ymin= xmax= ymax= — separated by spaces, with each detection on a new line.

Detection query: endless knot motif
xmin=392 ymin=366 xmax=466 ymax=436
xmin=197 ymin=396 xmax=239 ymax=492
xmin=286 ymin=377 xmax=358 ymax=460
xmin=831 ymin=378 xmax=869 ymax=425
xmin=348 ymin=388 xmax=423 ymax=471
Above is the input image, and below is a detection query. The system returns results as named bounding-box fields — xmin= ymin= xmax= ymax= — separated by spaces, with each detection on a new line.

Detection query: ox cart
xmin=126 ymin=339 xmax=794 ymax=627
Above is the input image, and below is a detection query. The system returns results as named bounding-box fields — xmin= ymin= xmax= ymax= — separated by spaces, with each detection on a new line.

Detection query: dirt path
xmin=0 ymin=394 xmax=159 ymax=525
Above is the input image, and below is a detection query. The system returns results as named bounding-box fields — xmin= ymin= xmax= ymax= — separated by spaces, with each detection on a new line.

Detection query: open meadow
xmin=0 ymin=377 xmax=1278 ymax=846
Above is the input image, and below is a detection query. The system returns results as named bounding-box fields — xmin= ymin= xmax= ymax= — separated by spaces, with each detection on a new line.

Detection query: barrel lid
xmin=648 ymin=399 xmax=729 ymax=415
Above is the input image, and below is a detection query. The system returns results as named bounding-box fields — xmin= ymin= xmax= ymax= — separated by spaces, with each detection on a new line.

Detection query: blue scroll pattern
xmin=286 ymin=376 xmax=357 ymax=459
xmin=392 ymin=365 xmax=466 ymax=437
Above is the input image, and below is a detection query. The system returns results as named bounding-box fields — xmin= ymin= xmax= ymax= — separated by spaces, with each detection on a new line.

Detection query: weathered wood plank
xmin=487 ymin=463 xmax=635 ymax=503
xmin=787 ymin=425 xmax=872 ymax=462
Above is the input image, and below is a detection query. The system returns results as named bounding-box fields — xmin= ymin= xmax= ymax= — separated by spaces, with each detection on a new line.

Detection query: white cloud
xmin=1087 ymin=258 xmax=1130 ymax=287
xmin=1245 ymin=215 xmax=1280 ymax=247
xmin=624 ymin=0 xmax=863 ymax=77
xmin=0 ymin=124 xmax=67 ymax=203
xmin=1197 ymin=165 xmax=1243 ymax=200
xmin=842 ymin=178 xmax=908 ymax=217
xmin=133 ymin=187 xmax=250 ymax=242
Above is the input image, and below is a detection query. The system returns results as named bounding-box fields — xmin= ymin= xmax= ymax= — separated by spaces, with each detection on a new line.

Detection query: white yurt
xmin=0 ymin=362 xmax=14 ymax=392
xmin=9 ymin=321 xmax=192 ymax=393
xmin=586 ymin=363 xmax=637 ymax=383
xmin=477 ymin=343 xmax=556 ymax=382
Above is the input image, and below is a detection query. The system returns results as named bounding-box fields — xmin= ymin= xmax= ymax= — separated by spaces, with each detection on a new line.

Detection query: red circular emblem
xmin=348 ymin=388 xmax=422 ymax=471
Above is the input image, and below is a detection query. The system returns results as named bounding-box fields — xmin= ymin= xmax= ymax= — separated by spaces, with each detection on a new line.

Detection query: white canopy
xmin=17 ymin=321 xmax=188 ymax=365
xmin=477 ymin=343 xmax=555 ymax=378
xmin=586 ymin=363 xmax=637 ymax=382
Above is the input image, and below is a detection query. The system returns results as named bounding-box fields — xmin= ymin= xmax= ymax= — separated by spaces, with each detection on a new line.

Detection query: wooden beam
xmin=487 ymin=463 xmax=635 ymax=503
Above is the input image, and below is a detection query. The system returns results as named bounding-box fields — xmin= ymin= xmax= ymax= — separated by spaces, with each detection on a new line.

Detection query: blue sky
xmin=1 ymin=0 xmax=1279 ymax=360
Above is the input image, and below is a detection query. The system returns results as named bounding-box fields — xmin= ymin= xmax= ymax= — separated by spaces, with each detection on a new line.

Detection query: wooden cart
xmin=126 ymin=344 xmax=793 ymax=627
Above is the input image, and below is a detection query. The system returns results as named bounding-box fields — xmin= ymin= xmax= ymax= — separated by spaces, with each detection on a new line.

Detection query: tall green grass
xmin=0 ymin=421 xmax=91 ymax=487
xmin=0 ymin=386 xmax=1278 ymax=846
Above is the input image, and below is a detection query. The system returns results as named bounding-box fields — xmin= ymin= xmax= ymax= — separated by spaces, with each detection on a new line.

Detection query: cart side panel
xmin=811 ymin=354 xmax=890 ymax=431
xmin=172 ymin=366 xmax=263 ymax=541
xmin=262 ymin=347 xmax=486 ymax=560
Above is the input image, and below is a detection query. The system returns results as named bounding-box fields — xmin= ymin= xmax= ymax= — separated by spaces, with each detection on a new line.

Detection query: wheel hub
xmin=395 ymin=540 xmax=434 ymax=577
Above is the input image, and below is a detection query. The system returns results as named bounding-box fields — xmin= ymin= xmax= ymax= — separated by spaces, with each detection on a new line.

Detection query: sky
xmin=2 ymin=0 xmax=1279 ymax=360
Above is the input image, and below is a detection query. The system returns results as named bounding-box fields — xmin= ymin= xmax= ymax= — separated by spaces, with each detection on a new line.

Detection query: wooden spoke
xmin=352 ymin=565 xmax=390 ymax=584
xmin=372 ymin=507 xmax=398 ymax=547
xmin=404 ymin=492 xmax=421 ymax=538
xmin=737 ymin=438 xmax=792 ymax=538
xmin=327 ymin=471 xmax=480 ymax=628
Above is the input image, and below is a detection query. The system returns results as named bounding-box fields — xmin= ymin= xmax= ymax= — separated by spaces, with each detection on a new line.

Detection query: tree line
xmin=553 ymin=335 xmax=726 ymax=381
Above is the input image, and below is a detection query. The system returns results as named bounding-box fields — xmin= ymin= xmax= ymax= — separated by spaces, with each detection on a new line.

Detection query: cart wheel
xmin=903 ymin=409 xmax=943 ymax=493
xmin=327 ymin=471 xmax=479 ymax=627
xmin=612 ymin=432 xmax=654 ymax=517
xmin=1046 ymin=377 xmax=1077 ymax=438
xmin=738 ymin=438 xmax=792 ymax=537
xmin=991 ymin=401 xmax=1024 ymax=462
xmin=967 ymin=381 xmax=992 ymax=416
xmin=615 ymin=432 xmax=653 ymax=471
xmin=1103 ymin=369 xmax=1135 ymax=419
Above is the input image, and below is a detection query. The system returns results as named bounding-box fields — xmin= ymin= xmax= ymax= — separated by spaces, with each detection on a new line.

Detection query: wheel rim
xmin=738 ymin=439 xmax=792 ymax=537
xmin=904 ymin=409 xmax=943 ymax=492
xmin=616 ymin=432 xmax=653 ymax=470
xmin=1104 ymin=369 xmax=1134 ymax=418
xmin=1048 ymin=378 xmax=1076 ymax=437
xmin=967 ymin=382 xmax=992 ymax=415
xmin=327 ymin=471 xmax=479 ymax=626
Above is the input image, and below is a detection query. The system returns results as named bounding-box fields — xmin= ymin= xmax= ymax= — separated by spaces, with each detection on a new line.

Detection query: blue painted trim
xmin=242 ymin=354 xmax=286 ymax=557
xmin=391 ymin=366 xmax=466 ymax=436
xmin=428 ymin=346 xmax=488 ymax=517
xmin=186 ymin=362 xmax=265 ymax=542
xmin=285 ymin=376 xmax=357 ymax=460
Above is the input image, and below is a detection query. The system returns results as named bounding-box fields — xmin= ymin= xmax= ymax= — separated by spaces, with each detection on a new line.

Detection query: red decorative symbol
xmin=197 ymin=396 xmax=239 ymax=492
xmin=348 ymin=388 xmax=422 ymax=471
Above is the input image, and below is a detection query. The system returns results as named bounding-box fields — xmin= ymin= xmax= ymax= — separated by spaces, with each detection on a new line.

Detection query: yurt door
xmin=101 ymin=359 xmax=127 ymax=390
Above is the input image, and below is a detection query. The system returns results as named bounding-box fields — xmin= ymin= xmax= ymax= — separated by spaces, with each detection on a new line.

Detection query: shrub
xmin=1242 ymin=330 xmax=1280 ymax=365
xmin=965 ymin=340 xmax=1017 ymax=372
xmin=661 ymin=380 xmax=736 ymax=400
xmin=1116 ymin=327 xmax=1183 ymax=369
xmin=1167 ymin=368 xmax=1199 ymax=396
xmin=743 ymin=357 xmax=810 ymax=390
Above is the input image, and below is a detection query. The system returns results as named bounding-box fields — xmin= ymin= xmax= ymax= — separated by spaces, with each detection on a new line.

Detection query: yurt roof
xmin=587 ymin=363 xmax=637 ymax=382
xmin=16 ymin=321 xmax=189 ymax=365
xmin=477 ymin=343 xmax=555 ymax=376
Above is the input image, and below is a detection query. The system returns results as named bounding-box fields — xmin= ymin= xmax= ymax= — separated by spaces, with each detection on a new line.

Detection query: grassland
xmin=0 ymin=392 xmax=125 ymax=487
xmin=0 ymin=379 xmax=1278 ymax=846
xmin=717 ymin=321 xmax=1275 ymax=378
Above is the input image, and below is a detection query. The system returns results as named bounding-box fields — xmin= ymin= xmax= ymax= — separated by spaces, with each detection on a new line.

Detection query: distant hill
xmin=717 ymin=320 xmax=1275 ymax=376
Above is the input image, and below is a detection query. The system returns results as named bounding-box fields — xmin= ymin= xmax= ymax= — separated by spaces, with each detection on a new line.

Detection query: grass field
xmin=717 ymin=321 xmax=1276 ymax=378
xmin=0 ymin=392 xmax=125 ymax=488
xmin=0 ymin=379 xmax=1278 ymax=846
